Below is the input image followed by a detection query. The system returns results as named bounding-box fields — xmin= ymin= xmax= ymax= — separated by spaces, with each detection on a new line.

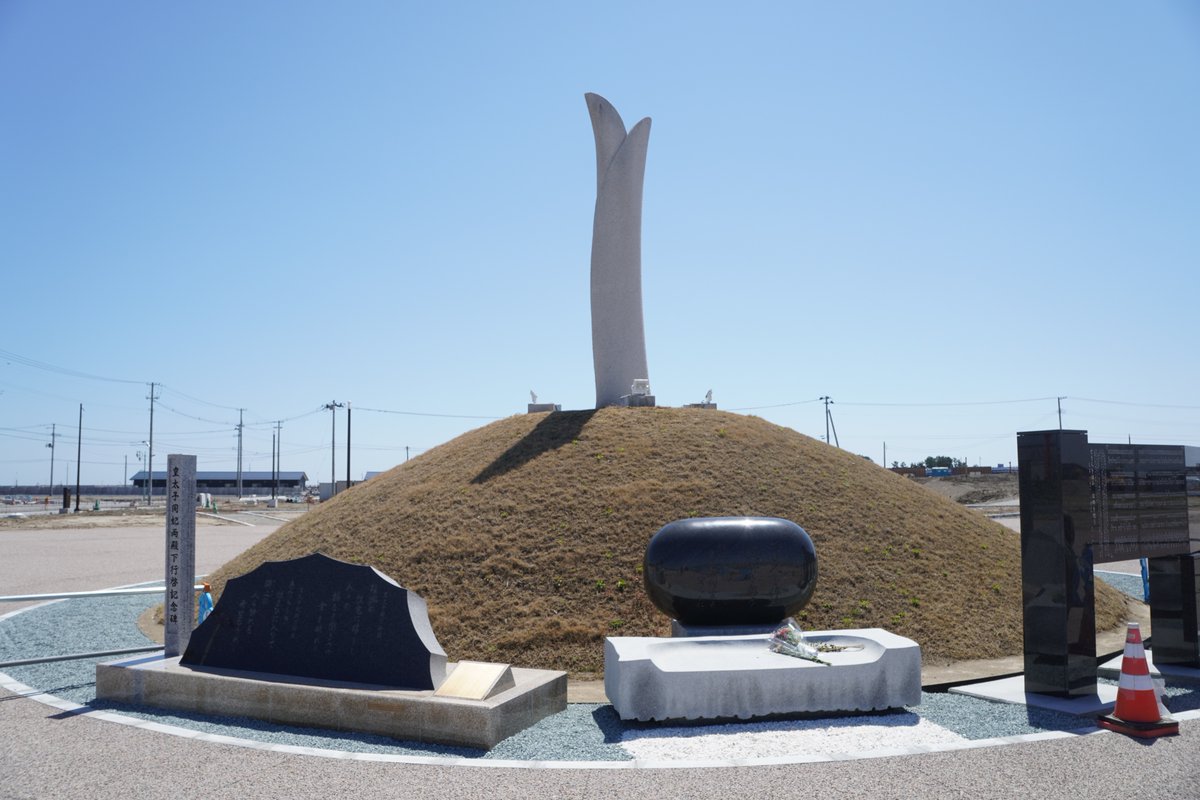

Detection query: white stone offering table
xmin=604 ymin=628 xmax=920 ymax=722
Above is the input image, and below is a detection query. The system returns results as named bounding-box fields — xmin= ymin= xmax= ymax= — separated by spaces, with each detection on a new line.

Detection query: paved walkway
xmin=4 ymin=686 xmax=1196 ymax=800
xmin=2 ymin=519 xmax=1198 ymax=798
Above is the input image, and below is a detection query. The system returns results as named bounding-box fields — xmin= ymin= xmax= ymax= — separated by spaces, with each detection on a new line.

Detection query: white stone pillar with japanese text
xmin=163 ymin=454 xmax=197 ymax=658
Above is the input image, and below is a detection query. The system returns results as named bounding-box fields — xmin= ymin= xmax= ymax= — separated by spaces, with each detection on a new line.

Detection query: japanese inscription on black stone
xmin=1089 ymin=443 xmax=1190 ymax=561
xmin=181 ymin=552 xmax=447 ymax=689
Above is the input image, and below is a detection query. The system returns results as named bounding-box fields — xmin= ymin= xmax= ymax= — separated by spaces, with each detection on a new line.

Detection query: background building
xmin=130 ymin=471 xmax=308 ymax=496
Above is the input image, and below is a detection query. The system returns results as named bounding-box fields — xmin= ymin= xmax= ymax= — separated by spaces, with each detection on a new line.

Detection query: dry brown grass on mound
xmin=208 ymin=407 xmax=1129 ymax=674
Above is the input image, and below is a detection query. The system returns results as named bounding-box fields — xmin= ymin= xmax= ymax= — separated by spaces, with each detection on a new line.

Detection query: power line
xmin=837 ymin=397 xmax=1058 ymax=408
xmin=155 ymin=401 xmax=235 ymax=427
xmin=0 ymin=430 xmax=58 ymax=444
xmin=727 ymin=398 xmax=822 ymax=411
xmin=355 ymin=406 xmax=502 ymax=420
xmin=1072 ymin=396 xmax=1200 ymax=411
xmin=0 ymin=349 xmax=142 ymax=385
xmin=158 ymin=383 xmax=244 ymax=412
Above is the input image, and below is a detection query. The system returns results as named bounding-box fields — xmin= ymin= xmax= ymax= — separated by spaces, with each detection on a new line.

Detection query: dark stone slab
xmin=1149 ymin=553 xmax=1200 ymax=667
xmin=1017 ymin=430 xmax=1097 ymax=697
xmin=1017 ymin=430 xmax=1200 ymax=696
xmin=643 ymin=516 xmax=817 ymax=626
xmin=181 ymin=553 xmax=447 ymax=690
xmin=1089 ymin=443 xmax=1191 ymax=561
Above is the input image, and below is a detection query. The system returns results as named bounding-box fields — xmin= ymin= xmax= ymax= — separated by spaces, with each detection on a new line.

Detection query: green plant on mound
xmin=206 ymin=407 xmax=1129 ymax=675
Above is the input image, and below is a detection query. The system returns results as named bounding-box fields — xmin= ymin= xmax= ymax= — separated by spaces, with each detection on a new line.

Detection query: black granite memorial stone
xmin=643 ymin=516 xmax=818 ymax=626
xmin=1149 ymin=553 xmax=1200 ymax=667
xmin=1017 ymin=430 xmax=1097 ymax=697
xmin=1018 ymin=430 xmax=1200 ymax=696
xmin=1090 ymin=444 xmax=1191 ymax=561
xmin=181 ymin=552 xmax=447 ymax=689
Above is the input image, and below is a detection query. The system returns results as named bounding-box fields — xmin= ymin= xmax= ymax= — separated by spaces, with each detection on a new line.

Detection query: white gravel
xmin=618 ymin=713 xmax=967 ymax=761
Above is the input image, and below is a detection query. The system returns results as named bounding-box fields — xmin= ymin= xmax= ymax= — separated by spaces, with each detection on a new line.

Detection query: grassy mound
xmin=209 ymin=407 xmax=1128 ymax=674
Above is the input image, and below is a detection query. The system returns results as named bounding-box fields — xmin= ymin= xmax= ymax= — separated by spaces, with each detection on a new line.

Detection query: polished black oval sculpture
xmin=643 ymin=516 xmax=818 ymax=626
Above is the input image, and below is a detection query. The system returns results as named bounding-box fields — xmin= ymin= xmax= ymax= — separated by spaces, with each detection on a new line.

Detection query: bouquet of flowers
xmin=768 ymin=620 xmax=830 ymax=665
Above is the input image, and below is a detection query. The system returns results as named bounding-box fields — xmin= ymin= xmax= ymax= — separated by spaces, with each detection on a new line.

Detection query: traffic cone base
xmin=1097 ymin=713 xmax=1179 ymax=739
xmin=1096 ymin=621 xmax=1180 ymax=739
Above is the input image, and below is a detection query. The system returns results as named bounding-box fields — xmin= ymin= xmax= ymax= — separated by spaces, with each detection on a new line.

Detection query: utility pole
xmin=236 ymin=408 xmax=245 ymax=499
xmin=275 ymin=421 xmax=282 ymax=498
xmin=820 ymin=396 xmax=839 ymax=447
xmin=147 ymin=383 xmax=158 ymax=504
xmin=46 ymin=423 xmax=57 ymax=493
xmin=140 ymin=444 xmax=150 ymax=503
xmin=74 ymin=404 xmax=82 ymax=513
xmin=324 ymin=401 xmax=343 ymax=497
xmin=1057 ymin=396 xmax=1065 ymax=430
xmin=346 ymin=403 xmax=352 ymax=492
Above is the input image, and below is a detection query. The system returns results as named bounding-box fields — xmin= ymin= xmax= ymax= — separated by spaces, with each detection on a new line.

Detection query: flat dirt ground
xmin=914 ymin=473 xmax=1019 ymax=506
xmin=0 ymin=507 xmax=296 ymax=612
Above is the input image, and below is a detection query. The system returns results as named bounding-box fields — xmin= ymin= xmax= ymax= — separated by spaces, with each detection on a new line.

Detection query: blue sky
xmin=2 ymin=2 xmax=1198 ymax=488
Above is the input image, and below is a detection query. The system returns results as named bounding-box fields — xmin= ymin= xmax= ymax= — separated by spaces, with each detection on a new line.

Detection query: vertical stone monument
xmin=163 ymin=454 xmax=197 ymax=658
xmin=1149 ymin=555 xmax=1200 ymax=666
xmin=586 ymin=93 xmax=653 ymax=408
xmin=1017 ymin=429 xmax=1200 ymax=695
xmin=1017 ymin=430 xmax=1097 ymax=697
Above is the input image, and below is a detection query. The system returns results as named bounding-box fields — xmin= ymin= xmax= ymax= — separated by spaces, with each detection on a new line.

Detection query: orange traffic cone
xmin=1097 ymin=622 xmax=1179 ymax=738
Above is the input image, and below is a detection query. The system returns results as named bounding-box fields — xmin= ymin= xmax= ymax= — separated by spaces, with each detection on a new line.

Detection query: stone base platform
xmin=96 ymin=654 xmax=566 ymax=750
xmin=948 ymin=675 xmax=1117 ymax=716
xmin=1098 ymin=649 xmax=1200 ymax=682
xmin=604 ymin=628 xmax=921 ymax=722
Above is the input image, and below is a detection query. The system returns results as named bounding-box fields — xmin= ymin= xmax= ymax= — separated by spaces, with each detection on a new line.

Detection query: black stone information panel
xmin=181 ymin=553 xmax=447 ymax=689
xmin=1090 ymin=444 xmax=1191 ymax=561
xmin=1018 ymin=430 xmax=1097 ymax=697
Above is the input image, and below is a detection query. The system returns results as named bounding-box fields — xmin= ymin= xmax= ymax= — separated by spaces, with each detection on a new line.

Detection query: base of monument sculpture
xmin=624 ymin=394 xmax=656 ymax=407
xmin=669 ymin=619 xmax=782 ymax=637
xmin=604 ymin=628 xmax=921 ymax=722
xmin=527 ymin=403 xmax=561 ymax=413
xmin=96 ymin=654 xmax=566 ymax=750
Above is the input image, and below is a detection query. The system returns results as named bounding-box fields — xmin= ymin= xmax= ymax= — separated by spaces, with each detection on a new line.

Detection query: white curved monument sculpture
xmin=586 ymin=93 xmax=652 ymax=408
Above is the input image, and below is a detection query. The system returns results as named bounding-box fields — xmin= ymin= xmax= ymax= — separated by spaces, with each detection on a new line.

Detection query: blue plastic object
xmin=197 ymin=589 xmax=214 ymax=624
